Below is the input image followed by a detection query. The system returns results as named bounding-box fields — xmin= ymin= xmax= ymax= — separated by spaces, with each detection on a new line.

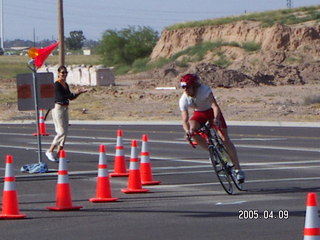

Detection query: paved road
xmin=0 ymin=123 xmax=319 ymax=240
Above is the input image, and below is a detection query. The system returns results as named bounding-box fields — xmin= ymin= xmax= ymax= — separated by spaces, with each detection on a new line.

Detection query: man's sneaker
xmin=45 ymin=151 xmax=58 ymax=162
xmin=235 ymin=169 xmax=245 ymax=183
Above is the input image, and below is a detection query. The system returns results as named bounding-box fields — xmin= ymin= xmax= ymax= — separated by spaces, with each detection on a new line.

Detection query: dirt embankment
xmin=151 ymin=21 xmax=320 ymax=59
xmin=150 ymin=21 xmax=320 ymax=87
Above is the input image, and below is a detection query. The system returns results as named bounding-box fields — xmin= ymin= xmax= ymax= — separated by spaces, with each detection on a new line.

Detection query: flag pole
xmin=28 ymin=63 xmax=43 ymax=164
xmin=23 ymin=42 xmax=59 ymax=173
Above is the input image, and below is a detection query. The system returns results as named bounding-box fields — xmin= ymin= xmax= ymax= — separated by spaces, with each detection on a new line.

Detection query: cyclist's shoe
xmin=226 ymin=163 xmax=234 ymax=170
xmin=235 ymin=169 xmax=245 ymax=183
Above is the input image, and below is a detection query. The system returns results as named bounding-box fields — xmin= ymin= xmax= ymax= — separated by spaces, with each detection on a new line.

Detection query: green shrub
xmin=147 ymin=57 xmax=171 ymax=69
xmin=175 ymin=60 xmax=189 ymax=68
xmin=213 ymin=54 xmax=231 ymax=67
xmin=242 ymin=41 xmax=261 ymax=52
xmin=131 ymin=57 xmax=150 ymax=72
xmin=114 ymin=65 xmax=131 ymax=75
xmin=98 ymin=26 xmax=159 ymax=67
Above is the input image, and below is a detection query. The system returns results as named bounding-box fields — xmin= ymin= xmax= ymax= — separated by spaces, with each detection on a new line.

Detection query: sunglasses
xmin=60 ymin=71 xmax=68 ymax=74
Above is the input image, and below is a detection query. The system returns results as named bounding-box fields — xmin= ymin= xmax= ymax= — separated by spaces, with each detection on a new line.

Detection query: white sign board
xmin=17 ymin=72 xmax=55 ymax=111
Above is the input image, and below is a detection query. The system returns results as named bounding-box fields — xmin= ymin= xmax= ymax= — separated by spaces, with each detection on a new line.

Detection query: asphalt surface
xmin=0 ymin=122 xmax=319 ymax=240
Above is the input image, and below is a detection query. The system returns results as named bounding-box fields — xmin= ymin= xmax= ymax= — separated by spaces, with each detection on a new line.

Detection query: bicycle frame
xmin=186 ymin=122 xmax=243 ymax=194
xmin=187 ymin=123 xmax=221 ymax=151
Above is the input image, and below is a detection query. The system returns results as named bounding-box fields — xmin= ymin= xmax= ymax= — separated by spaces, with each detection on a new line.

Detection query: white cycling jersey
xmin=179 ymin=84 xmax=213 ymax=111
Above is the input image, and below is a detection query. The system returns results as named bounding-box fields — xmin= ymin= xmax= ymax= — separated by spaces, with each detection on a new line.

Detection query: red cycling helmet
xmin=180 ymin=74 xmax=199 ymax=87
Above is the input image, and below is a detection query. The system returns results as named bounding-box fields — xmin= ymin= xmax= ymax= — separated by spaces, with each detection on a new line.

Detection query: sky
xmin=2 ymin=0 xmax=320 ymax=41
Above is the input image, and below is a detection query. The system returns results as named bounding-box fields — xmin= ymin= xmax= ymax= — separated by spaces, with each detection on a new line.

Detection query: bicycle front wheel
xmin=209 ymin=147 xmax=233 ymax=195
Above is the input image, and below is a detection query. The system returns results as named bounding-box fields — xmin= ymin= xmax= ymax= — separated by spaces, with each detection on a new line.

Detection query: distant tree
xmin=98 ymin=26 xmax=159 ymax=66
xmin=5 ymin=39 xmax=34 ymax=48
xmin=83 ymin=39 xmax=100 ymax=48
xmin=0 ymin=48 xmax=4 ymax=55
xmin=65 ymin=30 xmax=86 ymax=50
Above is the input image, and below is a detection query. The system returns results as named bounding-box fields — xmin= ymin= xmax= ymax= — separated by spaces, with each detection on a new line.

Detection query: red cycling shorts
xmin=190 ymin=108 xmax=227 ymax=129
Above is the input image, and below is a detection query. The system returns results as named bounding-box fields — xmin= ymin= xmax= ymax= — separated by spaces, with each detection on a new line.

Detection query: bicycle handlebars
xmin=186 ymin=122 xmax=221 ymax=149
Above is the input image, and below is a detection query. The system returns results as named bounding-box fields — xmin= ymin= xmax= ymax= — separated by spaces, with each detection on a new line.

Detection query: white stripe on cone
xmin=57 ymin=154 xmax=69 ymax=184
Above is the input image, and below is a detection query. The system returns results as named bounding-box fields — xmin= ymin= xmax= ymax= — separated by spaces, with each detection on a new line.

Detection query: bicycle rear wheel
xmin=209 ymin=147 xmax=233 ymax=195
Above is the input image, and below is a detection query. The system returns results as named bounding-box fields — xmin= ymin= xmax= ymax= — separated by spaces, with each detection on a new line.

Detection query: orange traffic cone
xmin=140 ymin=134 xmax=161 ymax=185
xmin=304 ymin=192 xmax=320 ymax=239
xmin=33 ymin=109 xmax=50 ymax=136
xmin=90 ymin=145 xmax=119 ymax=202
xmin=110 ymin=129 xmax=129 ymax=177
xmin=0 ymin=155 xmax=26 ymax=219
xmin=47 ymin=150 xmax=83 ymax=211
xmin=121 ymin=140 xmax=149 ymax=194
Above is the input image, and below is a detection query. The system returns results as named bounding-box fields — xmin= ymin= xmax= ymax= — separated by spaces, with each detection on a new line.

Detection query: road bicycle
xmin=187 ymin=122 xmax=244 ymax=195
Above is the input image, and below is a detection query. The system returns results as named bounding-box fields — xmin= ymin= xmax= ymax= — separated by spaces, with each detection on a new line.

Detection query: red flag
xmin=28 ymin=42 xmax=60 ymax=68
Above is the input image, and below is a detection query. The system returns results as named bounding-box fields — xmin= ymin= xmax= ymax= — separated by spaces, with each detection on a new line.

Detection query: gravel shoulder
xmin=1 ymin=78 xmax=320 ymax=124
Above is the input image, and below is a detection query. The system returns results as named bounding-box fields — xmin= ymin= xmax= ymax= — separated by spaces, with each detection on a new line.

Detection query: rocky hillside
xmin=151 ymin=21 xmax=320 ymax=59
xmin=147 ymin=17 xmax=320 ymax=88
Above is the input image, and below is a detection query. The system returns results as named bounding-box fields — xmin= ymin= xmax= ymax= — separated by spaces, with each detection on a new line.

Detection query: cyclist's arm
xmin=208 ymin=93 xmax=222 ymax=127
xmin=181 ymin=110 xmax=190 ymax=134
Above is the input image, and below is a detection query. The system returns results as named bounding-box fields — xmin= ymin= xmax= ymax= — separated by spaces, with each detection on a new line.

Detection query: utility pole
xmin=33 ymin=28 xmax=36 ymax=47
xmin=287 ymin=0 xmax=292 ymax=8
xmin=58 ymin=0 xmax=65 ymax=66
xmin=0 ymin=0 xmax=4 ymax=51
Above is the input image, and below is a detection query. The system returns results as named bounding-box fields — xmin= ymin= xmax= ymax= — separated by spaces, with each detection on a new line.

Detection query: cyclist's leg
xmin=218 ymin=127 xmax=245 ymax=183
xmin=190 ymin=111 xmax=211 ymax=150
xmin=217 ymin=127 xmax=241 ymax=169
xmin=189 ymin=119 xmax=208 ymax=150
xmin=214 ymin=113 xmax=242 ymax=170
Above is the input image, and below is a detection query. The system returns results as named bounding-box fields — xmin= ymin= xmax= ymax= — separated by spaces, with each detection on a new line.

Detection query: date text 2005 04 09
xmin=238 ymin=209 xmax=289 ymax=220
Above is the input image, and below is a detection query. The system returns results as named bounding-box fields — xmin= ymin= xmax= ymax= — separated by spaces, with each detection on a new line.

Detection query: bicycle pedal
xmin=226 ymin=164 xmax=234 ymax=170
xmin=238 ymin=178 xmax=245 ymax=184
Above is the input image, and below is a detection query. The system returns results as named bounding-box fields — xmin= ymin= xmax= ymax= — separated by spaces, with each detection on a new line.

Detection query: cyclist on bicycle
xmin=179 ymin=73 xmax=245 ymax=183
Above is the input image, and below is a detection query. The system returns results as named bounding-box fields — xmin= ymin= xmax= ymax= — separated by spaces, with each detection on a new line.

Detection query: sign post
xmin=17 ymin=69 xmax=55 ymax=173
xmin=32 ymin=68 xmax=42 ymax=164
xmin=18 ymin=42 xmax=59 ymax=173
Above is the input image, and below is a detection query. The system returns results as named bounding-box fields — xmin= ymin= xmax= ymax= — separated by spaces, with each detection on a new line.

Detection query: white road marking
xmin=216 ymin=201 xmax=247 ymax=205
xmin=237 ymin=144 xmax=320 ymax=152
xmin=1 ymin=131 xmax=319 ymax=152
xmin=236 ymin=138 xmax=287 ymax=141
